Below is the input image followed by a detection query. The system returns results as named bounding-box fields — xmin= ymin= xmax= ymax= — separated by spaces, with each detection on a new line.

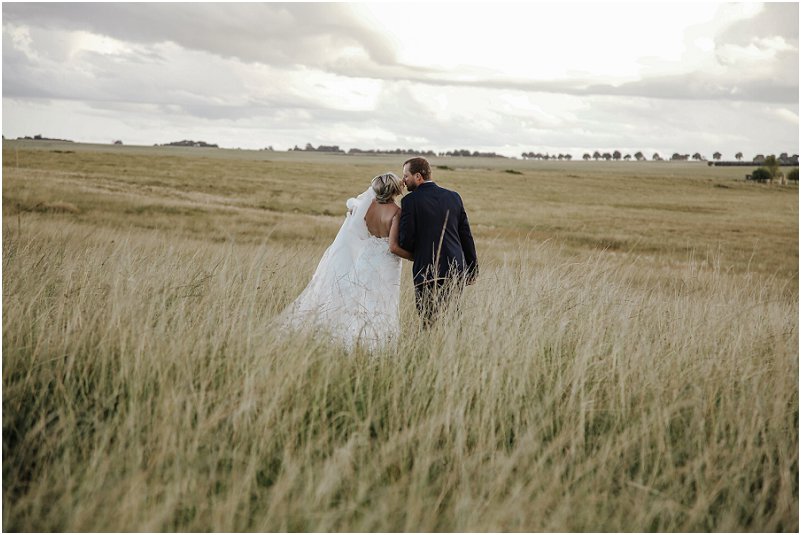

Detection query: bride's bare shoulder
xmin=363 ymin=198 xmax=377 ymax=219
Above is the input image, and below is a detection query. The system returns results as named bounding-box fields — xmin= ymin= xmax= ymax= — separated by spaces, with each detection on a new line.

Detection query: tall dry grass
xmin=3 ymin=216 xmax=797 ymax=531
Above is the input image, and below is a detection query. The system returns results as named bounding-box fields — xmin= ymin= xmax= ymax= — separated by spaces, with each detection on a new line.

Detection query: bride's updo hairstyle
xmin=371 ymin=172 xmax=403 ymax=203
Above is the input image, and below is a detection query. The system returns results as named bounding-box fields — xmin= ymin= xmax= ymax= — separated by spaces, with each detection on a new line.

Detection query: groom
xmin=391 ymin=157 xmax=478 ymax=323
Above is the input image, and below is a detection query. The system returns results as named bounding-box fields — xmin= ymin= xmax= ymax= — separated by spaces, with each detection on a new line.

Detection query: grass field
xmin=3 ymin=140 xmax=798 ymax=531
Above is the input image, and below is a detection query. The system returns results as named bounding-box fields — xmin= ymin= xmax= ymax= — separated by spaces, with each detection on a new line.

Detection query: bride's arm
xmin=389 ymin=214 xmax=413 ymax=260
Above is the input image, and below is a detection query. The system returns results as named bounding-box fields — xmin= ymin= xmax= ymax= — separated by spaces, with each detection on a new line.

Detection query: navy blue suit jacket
xmin=398 ymin=181 xmax=478 ymax=288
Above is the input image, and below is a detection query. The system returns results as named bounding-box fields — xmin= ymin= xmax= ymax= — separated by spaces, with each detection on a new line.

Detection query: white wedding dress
xmin=276 ymin=187 xmax=402 ymax=351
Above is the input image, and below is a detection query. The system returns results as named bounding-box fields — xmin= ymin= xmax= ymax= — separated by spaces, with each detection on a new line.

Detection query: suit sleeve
xmin=398 ymin=195 xmax=415 ymax=253
xmin=457 ymin=196 xmax=478 ymax=281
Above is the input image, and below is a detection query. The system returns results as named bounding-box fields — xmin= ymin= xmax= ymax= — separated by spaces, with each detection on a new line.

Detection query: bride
xmin=276 ymin=172 xmax=410 ymax=351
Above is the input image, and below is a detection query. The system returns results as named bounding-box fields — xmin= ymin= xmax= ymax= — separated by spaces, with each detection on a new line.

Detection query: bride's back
xmin=364 ymin=200 xmax=399 ymax=238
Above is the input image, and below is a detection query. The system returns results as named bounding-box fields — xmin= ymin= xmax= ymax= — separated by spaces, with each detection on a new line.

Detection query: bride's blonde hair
xmin=371 ymin=172 xmax=403 ymax=203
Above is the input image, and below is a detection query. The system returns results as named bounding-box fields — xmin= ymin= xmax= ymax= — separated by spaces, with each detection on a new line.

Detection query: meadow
xmin=3 ymin=140 xmax=798 ymax=531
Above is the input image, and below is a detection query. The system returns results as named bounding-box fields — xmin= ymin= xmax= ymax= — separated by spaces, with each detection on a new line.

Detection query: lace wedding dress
xmin=276 ymin=187 xmax=402 ymax=351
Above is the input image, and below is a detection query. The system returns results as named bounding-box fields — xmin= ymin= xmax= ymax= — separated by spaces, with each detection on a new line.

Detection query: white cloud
xmin=717 ymin=36 xmax=797 ymax=66
xmin=771 ymin=107 xmax=799 ymax=125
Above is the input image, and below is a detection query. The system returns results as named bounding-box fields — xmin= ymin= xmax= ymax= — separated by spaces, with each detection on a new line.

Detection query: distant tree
xmin=779 ymin=152 xmax=789 ymax=162
xmin=692 ymin=152 xmax=704 ymax=161
xmin=113 ymin=139 xmax=123 ymax=145
xmin=671 ymin=153 xmax=681 ymax=160
xmin=612 ymin=150 xmax=622 ymax=160
xmin=305 ymin=142 xmax=315 ymax=151
xmin=634 ymin=151 xmax=645 ymax=161
xmin=750 ymin=168 xmax=772 ymax=182
xmin=753 ymin=154 xmax=765 ymax=163
xmin=764 ymin=155 xmax=781 ymax=179
xmin=565 ymin=154 xmax=572 ymax=161
xmin=713 ymin=152 xmax=722 ymax=160
xmin=602 ymin=152 xmax=612 ymax=161
xmin=624 ymin=154 xmax=632 ymax=160
xmin=788 ymin=168 xmax=799 ymax=182
xmin=593 ymin=151 xmax=601 ymax=160
xmin=735 ymin=152 xmax=743 ymax=161
xmin=583 ymin=153 xmax=591 ymax=160
xmin=652 ymin=152 xmax=661 ymax=161
xmin=317 ymin=145 xmax=343 ymax=153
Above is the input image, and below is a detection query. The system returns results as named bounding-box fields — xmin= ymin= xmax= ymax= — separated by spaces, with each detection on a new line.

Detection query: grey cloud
xmin=587 ymin=71 xmax=797 ymax=104
xmin=330 ymin=64 xmax=799 ymax=104
xmin=575 ymin=96 xmax=798 ymax=155
xmin=717 ymin=2 xmax=798 ymax=46
xmin=2 ymin=2 xmax=397 ymax=67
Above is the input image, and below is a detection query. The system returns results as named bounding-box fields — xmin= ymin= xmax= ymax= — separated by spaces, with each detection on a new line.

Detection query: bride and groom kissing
xmin=278 ymin=157 xmax=479 ymax=351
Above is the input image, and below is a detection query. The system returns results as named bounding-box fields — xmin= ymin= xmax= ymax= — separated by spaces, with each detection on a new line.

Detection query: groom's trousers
xmin=414 ymin=278 xmax=464 ymax=326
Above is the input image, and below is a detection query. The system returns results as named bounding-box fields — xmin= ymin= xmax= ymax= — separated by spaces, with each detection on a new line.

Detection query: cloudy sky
xmin=2 ymin=2 xmax=798 ymax=158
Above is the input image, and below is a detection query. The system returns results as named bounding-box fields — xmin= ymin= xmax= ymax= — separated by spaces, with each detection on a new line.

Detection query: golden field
xmin=2 ymin=140 xmax=798 ymax=531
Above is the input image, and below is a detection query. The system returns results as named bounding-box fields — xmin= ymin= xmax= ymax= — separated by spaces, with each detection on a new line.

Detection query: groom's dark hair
xmin=404 ymin=157 xmax=432 ymax=181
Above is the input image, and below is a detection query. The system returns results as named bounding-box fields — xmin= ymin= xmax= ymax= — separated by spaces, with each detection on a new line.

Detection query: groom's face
xmin=402 ymin=163 xmax=422 ymax=191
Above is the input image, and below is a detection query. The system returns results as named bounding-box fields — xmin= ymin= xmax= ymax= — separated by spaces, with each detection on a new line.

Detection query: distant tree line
xmin=294 ymin=143 xmax=506 ymax=158
xmin=712 ymin=152 xmax=798 ymax=166
xmin=290 ymin=143 xmax=346 ymax=153
xmin=16 ymin=134 xmax=74 ymax=142
xmin=348 ymin=147 xmax=437 ymax=156
xmin=155 ymin=140 xmax=219 ymax=148
xmin=521 ymin=152 xmax=573 ymax=160
xmin=524 ymin=149 xmax=799 ymax=164
xmin=441 ymin=149 xmax=505 ymax=158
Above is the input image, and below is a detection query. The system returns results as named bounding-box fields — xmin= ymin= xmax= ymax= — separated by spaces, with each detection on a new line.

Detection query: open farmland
xmin=3 ymin=140 xmax=798 ymax=531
